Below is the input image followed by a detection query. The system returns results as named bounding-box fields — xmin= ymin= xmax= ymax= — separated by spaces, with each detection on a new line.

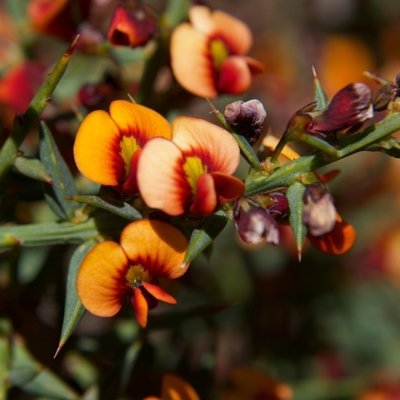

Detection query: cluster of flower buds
xmin=233 ymin=192 xmax=288 ymax=245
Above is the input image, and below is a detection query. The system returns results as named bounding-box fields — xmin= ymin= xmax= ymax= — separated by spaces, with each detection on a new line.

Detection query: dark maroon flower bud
xmin=78 ymin=78 xmax=117 ymax=109
xmin=108 ymin=3 xmax=158 ymax=48
xmin=302 ymin=183 xmax=336 ymax=237
xmin=224 ymin=99 xmax=267 ymax=145
xmin=307 ymin=83 xmax=373 ymax=137
xmin=372 ymin=72 xmax=400 ymax=111
xmin=233 ymin=198 xmax=279 ymax=245
xmin=264 ymin=191 xmax=289 ymax=218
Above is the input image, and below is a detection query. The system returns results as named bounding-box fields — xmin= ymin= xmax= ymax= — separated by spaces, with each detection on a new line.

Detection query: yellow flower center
xmin=125 ymin=264 xmax=150 ymax=288
xmin=210 ymin=39 xmax=229 ymax=71
xmin=119 ymin=135 xmax=140 ymax=178
xmin=183 ymin=156 xmax=208 ymax=195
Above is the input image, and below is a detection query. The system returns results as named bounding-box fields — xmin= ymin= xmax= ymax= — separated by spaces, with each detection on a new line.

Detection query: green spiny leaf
xmin=312 ymin=66 xmax=328 ymax=110
xmin=184 ymin=210 xmax=228 ymax=263
xmin=14 ymin=156 xmax=53 ymax=184
xmin=286 ymin=181 xmax=307 ymax=261
xmin=55 ymin=240 xmax=97 ymax=357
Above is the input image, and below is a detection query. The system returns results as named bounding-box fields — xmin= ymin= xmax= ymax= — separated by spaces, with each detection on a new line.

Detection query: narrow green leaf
xmin=70 ymin=196 xmax=142 ymax=221
xmin=17 ymin=246 xmax=50 ymax=284
xmin=14 ymin=157 xmax=53 ymax=184
xmin=184 ymin=210 xmax=228 ymax=263
xmin=118 ymin=340 xmax=142 ymax=394
xmin=39 ymin=121 xmax=80 ymax=221
xmin=0 ymin=36 xmax=79 ymax=181
xmin=9 ymin=335 xmax=80 ymax=400
xmin=56 ymin=240 xmax=97 ymax=357
xmin=63 ymin=352 xmax=98 ymax=390
xmin=312 ymin=66 xmax=328 ymax=110
xmin=163 ymin=0 xmax=191 ymax=29
xmin=0 ymin=319 xmax=11 ymax=400
xmin=286 ymin=181 xmax=307 ymax=261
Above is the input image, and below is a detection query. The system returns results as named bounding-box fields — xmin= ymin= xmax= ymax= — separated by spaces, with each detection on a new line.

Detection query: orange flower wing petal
xmin=217 ymin=56 xmax=251 ymax=95
xmin=142 ymin=281 xmax=177 ymax=304
xmin=138 ymin=138 xmax=192 ymax=216
xmin=77 ymin=241 xmax=129 ymax=317
xmin=171 ymin=117 xmax=241 ymax=175
xmin=170 ymin=23 xmax=217 ymax=98
xmin=307 ymin=216 xmax=356 ymax=255
xmin=74 ymin=109 xmax=125 ymax=186
xmin=161 ymin=375 xmax=200 ymax=400
xmin=121 ymin=220 xmax=189 ymax=279
xmin=132 ymin=287 xmax=148 ymax=328
xmin=189 ymin=173 xmax=217 ymax=216
xmin=210 ymin=172 xmax=245 ymax=203
xmin=109 ymin=100 xmax=171 ymax=144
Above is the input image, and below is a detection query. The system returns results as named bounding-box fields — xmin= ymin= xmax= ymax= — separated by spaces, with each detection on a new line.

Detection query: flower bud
xmin=372 ymin=72 xmax=400 ymax=111
xmin=307 ymin=83 xmax=373 ymax=137
xmin=224 ymin=99 xmax=267 ymax=145
xmin=302 ymin=183 xmax=336 ymax=237
xmin=233 ymin=198 xmax=279 ymax=245
xmin=107 ymin=3 xmax=158 ymax=48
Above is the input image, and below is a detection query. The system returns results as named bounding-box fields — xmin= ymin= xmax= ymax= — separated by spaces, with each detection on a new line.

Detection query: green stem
xmin=0 ymin=37 xmax=78 ymax=181
xmin=245 ymin=111 xmax=400 ymax=195
xmin=0 ymin=215 xmax=128 ymax=249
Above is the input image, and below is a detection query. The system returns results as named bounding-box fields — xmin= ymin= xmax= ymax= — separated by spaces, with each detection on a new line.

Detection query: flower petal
xmin=142 ymin=281 xmax=177 ymax=304
xmin=121 ymin=220 xmax=189 ymax=279
xmin=189 ymin=6 xmax=252 ymax=55
xmin=217 ymin=56 xmax=251 ymax=95
xmin=138 ymin=137 xmax=192 ymax=216
xmin=210 ymin=172 xmax=245 ymax=203
xmin=171 ymin=117 xmax=241 ymax=175
xmin=121 ymin=148 xmax=141 ymax=196
xmin=132 ymin=287 xmax=148 ymax=328
xmin=307 ymin=215 xmax=356 ymax=255
xmin=189 ymin=173 xmax=217 ymax=216
xmin=161 ymin=375 xmax=200 ymax=400
xmin=109 ymin=100 xmax=171 ymax=144
xmin=170 ymin=23 xmax=217 ymax=98
xmin=77 ymin=241 xmax=129 ymax=317
xmin=74 ymin=109 xmax=125 ymax=186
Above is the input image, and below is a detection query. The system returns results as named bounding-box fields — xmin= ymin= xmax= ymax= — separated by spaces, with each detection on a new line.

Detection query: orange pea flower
xmin=307 ymin=214 xmax=357 ymax=255
xmin=137 ymin=117 xmax=245 ymax=216
xmin=73 ymin=100 xmax=171 ymax=197
xmin=77 ymin=219 xmax=188 ymax=328
xmin=143 ymin=374 xmax=199 ymax=400
xmin=170 ymin=5 xmax=264 ymax=98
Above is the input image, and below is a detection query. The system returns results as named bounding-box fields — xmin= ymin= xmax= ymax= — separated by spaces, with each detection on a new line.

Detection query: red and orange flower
xmin=137 ymin=116 xmax=245 ymax=216
xmin=170 ymin=5 xmax=264 ymax=98
xmin=73 ymin=100 xmax=171 ymax=197
xmin=77 ymin=219 xmax=189 ymax=328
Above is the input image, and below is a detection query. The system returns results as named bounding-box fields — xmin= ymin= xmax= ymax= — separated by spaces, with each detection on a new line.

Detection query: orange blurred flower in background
xmin=77 ymin=219 xmax=189 ymax=328
xmin=107 ymin=3 xmax=158 ymax=48
xmin=170 ymin=5 xmax=264 ymax=98
xmin=143 ymin=374 xmax=199 ymax=400
xmin=137 ymin=117 xmax=245 ymax=216
xmin=73 ymin=100 xmax=171 ymax=197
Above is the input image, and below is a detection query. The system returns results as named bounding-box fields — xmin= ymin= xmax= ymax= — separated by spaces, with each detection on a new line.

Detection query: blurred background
xmin=2 ymin=0 xmax=400 ymax=399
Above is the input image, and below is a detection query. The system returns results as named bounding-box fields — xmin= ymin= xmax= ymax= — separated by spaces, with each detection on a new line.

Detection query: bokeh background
xmin=2 ymin=0 xmax=400 ymax=399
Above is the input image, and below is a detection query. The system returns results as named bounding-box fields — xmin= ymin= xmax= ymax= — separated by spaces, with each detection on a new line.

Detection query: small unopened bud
xmin=302 ymin=183 xmax=336 ymax=236
xmin=233 ymin=198 xmax=279 ymax=245
xmin=308 ymin=83 xmax=373 ymax=136
xmin=224 ymin=99 xmax=267 ymax=145
xmin=372 ymin=72 xmax=400 ymax=111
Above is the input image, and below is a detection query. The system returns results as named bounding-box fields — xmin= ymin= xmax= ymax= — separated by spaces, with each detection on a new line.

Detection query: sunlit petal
xmin=109 ymin=100 xmax=171 ymax=144
xmin=138 ymin=137 xmax=192 ymax=216
xmin=74 ymin=109 xmax=125 ymax=186
xmin=170 ymin=23 xmax=217 ymax=98
xmin=217 ymin=56 xmax=251 ymax=95
xmin=210 ymin=172 xmax=245 ymax=203
xmin=307 ymin=215 xmax=356 ymax=255
xmin=121 ymin=220 xmax=189 ymax=279
xmin=161 ymin=375 xmax=200 ymax=400
xmin=142 ymin=281 xmax=177 ymax=304
xmin=189 ymin=173 xmax=217 ymax=216
xmin=132 ymin=287 xmax=148 ymax=328
xmin=171 ymin=117 xmax=241 ymax=174
xmin=77 ymin=241 xmax=129 ymax=317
